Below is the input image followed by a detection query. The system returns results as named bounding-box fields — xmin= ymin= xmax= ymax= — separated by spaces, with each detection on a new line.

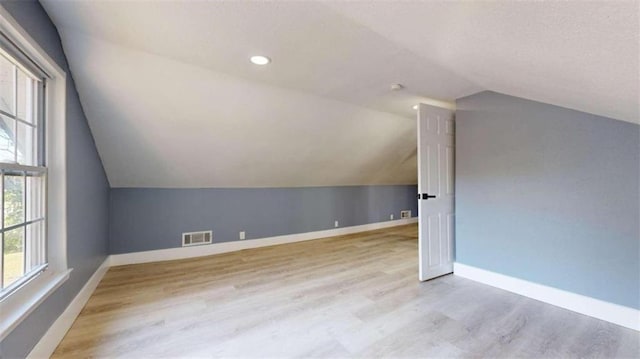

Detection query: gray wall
xmin=0 ymin=1 xmax=110 ymax=358
xmin=110 ymin=185 xmax=417 ymax=254
xmin=455 ymin=91 xmax=639 ymax=309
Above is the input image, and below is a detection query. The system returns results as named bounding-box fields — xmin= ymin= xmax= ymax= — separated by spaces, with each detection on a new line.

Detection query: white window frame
xmin=0 ymin=6 xmax=68 ymax=341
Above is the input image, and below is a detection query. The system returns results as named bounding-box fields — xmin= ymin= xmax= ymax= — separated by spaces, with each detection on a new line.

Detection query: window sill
xmin=0 ymin=268 xmax=72 ymax=341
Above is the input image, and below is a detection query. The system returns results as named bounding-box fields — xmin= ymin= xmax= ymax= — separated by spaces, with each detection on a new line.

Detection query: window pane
xmin=4 ymin=174 xmax=24 ymax=227
xmin=26 ymin=173 xmax=44 ymax=221
xmin=0 ymin=55 xmax=14 ymax=115
xmin=17 ymin=70 xmax=34 ymax=123
xmin=3 ymin=226 xmax=24 ymax=287
xmin=25 ymin=221 xmax=44 ymax=272
xmin=0 ymin=116 xmax=16 ymax=163
xmin=17 ymin=121 xmax=35 ymax=165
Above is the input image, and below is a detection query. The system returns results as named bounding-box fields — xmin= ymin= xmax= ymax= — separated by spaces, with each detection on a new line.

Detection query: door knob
xmin=422 ymin=193 xmax=436 ymax=200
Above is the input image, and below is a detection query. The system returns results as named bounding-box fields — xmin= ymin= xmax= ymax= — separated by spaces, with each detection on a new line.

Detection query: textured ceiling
xmin=39 ymin=1 xmax=638 ymax=187
xmin=326 ymin=1 xmax=639 ymax=124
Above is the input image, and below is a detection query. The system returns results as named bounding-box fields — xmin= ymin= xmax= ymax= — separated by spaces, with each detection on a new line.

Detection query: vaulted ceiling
xmin=40 ymin=1 xmax=638 ymax=188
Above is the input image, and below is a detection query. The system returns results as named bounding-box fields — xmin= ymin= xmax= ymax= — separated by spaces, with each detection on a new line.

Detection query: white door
xmin=417 ymin=103 xmax=455 ymax=281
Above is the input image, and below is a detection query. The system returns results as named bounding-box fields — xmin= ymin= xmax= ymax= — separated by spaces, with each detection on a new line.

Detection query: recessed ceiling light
xmin=250 ymin=55 xmax=271 ymax=65
xmin=413 ymin=105 xmax=419 ymax=110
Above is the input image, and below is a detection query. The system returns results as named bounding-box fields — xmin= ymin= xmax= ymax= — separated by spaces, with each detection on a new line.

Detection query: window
xmin=0 ymin=49 xmax=46 ymax=300
xmin=0 ymin=6 xmax=68 ymax=342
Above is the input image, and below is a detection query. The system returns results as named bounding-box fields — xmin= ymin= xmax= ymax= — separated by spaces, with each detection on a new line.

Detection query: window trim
xmin=0 ymin=5 xmax=68 ymax=341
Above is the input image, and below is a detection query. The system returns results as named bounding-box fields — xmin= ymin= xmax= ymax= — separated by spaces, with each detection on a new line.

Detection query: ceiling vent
xmin=182 ymin=230 xmax=212 ymax=247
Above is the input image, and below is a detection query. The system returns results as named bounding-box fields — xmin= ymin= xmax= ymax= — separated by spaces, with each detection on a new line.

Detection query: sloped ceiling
xmin=39 ymin=1 xmax=638 ymax=188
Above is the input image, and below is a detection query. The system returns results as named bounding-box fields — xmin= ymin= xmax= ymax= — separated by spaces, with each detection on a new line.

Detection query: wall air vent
xmin=182 ymin=230 xmax=212 ymax=247
xmin=400 ymin=210 xmax=412 ymax=219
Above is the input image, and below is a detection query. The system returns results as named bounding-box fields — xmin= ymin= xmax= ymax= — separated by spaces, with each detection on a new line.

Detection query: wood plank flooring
xmin=53 ymin=224 xmax=639 ymax=358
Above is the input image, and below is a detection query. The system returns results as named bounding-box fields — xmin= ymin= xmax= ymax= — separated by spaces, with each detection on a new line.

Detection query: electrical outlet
xmin=334 ymin=220 xmax=339 ymax=227
xmin=390 ymin=214 xmax=394 ymax=220
xmin=239 ymin=231 xmax=246 ymax=240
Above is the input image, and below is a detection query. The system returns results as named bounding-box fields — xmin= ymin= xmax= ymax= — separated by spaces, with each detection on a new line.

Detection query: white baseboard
xmin=27 ymin=257 xmax=111 ymax=359
xmin=453 ymin=263 xmax=640 ymax=331
xmin=110 ymin=218 xmax=418 ymax=266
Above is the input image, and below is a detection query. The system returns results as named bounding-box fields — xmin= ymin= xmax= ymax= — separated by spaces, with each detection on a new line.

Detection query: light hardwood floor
xmin=53 ymin=224 xmax=639 ymax=358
